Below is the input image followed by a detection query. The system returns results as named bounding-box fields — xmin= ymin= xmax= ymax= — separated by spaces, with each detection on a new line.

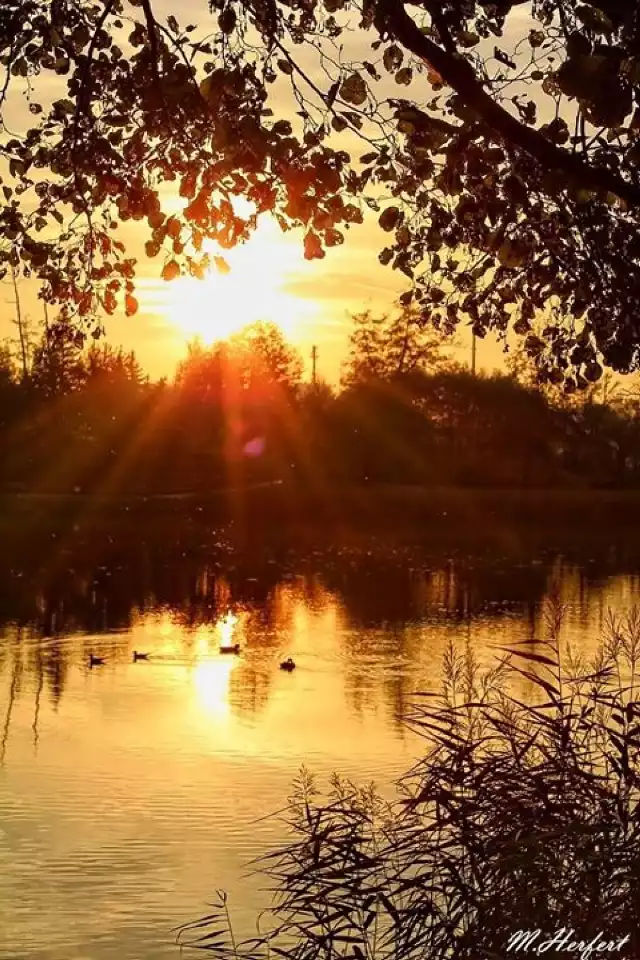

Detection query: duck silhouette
xmin=220 ymin=643 xmax=240 ymax=655
xmin=133 ymin=651 xmax=149 ymax=662
xmin=280 ymin=657 xmax=296 ymax=672
xmin=89 ymin=654 xmax=105 ymax=668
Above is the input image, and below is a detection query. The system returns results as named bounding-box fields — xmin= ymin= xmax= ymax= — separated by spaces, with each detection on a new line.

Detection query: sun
xmin=163 ymin=218 xmax=320 ymax=343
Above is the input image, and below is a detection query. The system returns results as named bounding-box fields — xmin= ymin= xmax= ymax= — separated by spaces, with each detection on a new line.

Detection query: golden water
xmin=1 ymin=559 xmax=639 ymax=959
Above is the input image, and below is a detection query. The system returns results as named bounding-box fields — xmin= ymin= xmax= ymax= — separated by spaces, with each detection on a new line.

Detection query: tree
xmin=30 ymin=322 xmax=86 ymax=397
xmin=343 ymin=305 xmax=452 ymax=386
xmin=83 ymin=343 xmax=144 ymax=387
xmin=3 ymin=1 xmax=640 ymax=387
xmin=0 ymin=342 xmax=15 ymax=384
xmin=174 ymin=323 xmax=303 ymax=477
xmin=228 ymin=321 xmax=304 ymax=395
xmin=176 ymin=322 xmax=302 ymax=399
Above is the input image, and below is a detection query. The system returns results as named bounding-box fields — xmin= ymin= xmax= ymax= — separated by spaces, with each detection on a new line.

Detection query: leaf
xmin=9 ymin=159 xmax=25 ymax=179
xmin=499 ymin=647 xmax=558 ymax=667
xmin=494 ymin=47 xmax=516 ymax=70
xmin=379 ymin=207 xmax=402 ymax=232
xmin=304 ymin=231 xmax=325 ymax=260
xmin=125 ymin=294 xmax=139 ymax=317
xmin=162 ymin=260 xmax=181 ymax=282
xmin=458 ymin=31 xmax=479 ymax=48
xmin=340 ymin=73 xmax=367 ymax=106
xmin=326 ymin=79 xmax=340 ymax=107
xmin=383 ymin=45 xmax=403 ymax=73
xmin=214 ymin=255 xmax=230 ymax=274
xmin=218 ymin=8 xmax=237 ymax=34
xmin=395 ymin=68 xmax=413 ymax=86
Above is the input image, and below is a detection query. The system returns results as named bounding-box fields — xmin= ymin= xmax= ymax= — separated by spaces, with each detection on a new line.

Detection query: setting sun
xmin=163 ymin=219 xmax=321 ymax=343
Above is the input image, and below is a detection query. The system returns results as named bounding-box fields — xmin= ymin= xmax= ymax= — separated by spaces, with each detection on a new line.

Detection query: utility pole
xmin=311 ymin=344 xmax=317 ymax=386
xmin=471 ymin=330 xmax=477 ymax=376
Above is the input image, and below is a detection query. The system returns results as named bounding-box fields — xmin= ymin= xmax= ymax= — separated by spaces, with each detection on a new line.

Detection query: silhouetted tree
xmin=343 ymin=306 xmax=452 ymax=386
xmin=83 ymin=344 xmax=144 ymax=387
xmin=30 ymin=323 xmax=85 ymax=398
xmin=0 ymin=343 xmax=15 ymax=389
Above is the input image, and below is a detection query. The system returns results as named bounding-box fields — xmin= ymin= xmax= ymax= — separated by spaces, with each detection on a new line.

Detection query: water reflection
xmin=3 ymin=552 xmax=640 ymax=959
xmin=5 ymin=561 xmax=640 ymax=739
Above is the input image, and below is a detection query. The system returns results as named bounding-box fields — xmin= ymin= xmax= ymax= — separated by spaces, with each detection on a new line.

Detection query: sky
xmin=0 ymin=0 xmax=533 ymax=384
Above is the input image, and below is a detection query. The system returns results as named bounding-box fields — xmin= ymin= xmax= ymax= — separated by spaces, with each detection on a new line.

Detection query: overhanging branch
xmin=380 ymin=0 xmax=640 ymax=208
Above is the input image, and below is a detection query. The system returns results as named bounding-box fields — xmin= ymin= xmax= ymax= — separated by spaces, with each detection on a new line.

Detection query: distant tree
xmin=229 ymin=322 xmax=303 ymax=395
xmin=177 ymin=324 xmax=302 ymax=398
xmin=174 ymin=340 xmax=232 ymax=427
xmin=30 ymin=323 xmax=86 ymax=397
xmin=83 ymin=343 xmax=144 ymax=387
xmin=298 ymin=379 xmax=335 ymax=409
xmin=0 ymin=342 xmax=15 ymax=389
xmin=343 ymin=306 xmax=452 ymax=386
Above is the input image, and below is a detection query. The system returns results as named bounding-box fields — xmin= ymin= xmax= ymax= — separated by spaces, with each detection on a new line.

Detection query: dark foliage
xmin=4 ymin=2 xmax=640 ymax=382
xmin=3 ymin=315 xmax=640 ymax=494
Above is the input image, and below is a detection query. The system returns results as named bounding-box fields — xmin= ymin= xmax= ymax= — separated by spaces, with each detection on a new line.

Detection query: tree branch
xmin=380 ymin=0 xmax=640 ymax=207
xmin=77 ymin=0 xmax=117 ymax=121
xmin=140 ymin=0 xmax=161 ymax=90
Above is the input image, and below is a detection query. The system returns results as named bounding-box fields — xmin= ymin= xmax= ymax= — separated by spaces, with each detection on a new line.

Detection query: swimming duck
xmin=280 ymin=657 xmax=296 ymax=672
xmin=220 ymin=643 xmax=240 ymax=655
xmin=133 ymin=651 xmax=149 ymax=662
xmin=89 ymin=654 xmax=105 ymax=668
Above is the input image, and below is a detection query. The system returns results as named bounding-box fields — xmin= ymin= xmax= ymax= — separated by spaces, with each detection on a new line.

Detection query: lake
xmin=2 ymin=537 xmax=640 ymax=960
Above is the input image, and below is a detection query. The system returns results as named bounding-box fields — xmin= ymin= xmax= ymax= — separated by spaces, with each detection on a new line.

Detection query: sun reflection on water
xmin=192 ymin=657 xmax=237 ymax=719
xmin=191 ymin=613 xmax=242 ymax=719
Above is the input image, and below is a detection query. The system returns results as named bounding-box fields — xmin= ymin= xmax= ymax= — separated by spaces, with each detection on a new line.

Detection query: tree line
xmin=2 ymin=307 xmax=640 ymax=496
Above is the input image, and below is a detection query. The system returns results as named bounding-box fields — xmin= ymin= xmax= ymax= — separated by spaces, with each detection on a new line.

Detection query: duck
xmin=280 ymin=657 xmax=296 ymax=672
xmin=220 ymin=643 xmax=240 ymax=655
xmin=132 ymin=651 xmax=149 ymax=662
xmin=89 ymin=654 xmax=105 ymax=668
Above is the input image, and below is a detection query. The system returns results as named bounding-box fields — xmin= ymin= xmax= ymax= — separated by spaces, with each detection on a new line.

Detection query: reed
xmin=178 ymin=598 xmax=640 ymax=957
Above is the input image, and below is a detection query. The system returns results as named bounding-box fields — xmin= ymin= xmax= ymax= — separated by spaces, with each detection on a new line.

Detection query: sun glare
xmin=193 ymin=658 xmax=237 ymax=720
xmin=191 ymin=615 xmax=241 ymax=719
xmin=163 ymin=219 xmax=320 ymax=343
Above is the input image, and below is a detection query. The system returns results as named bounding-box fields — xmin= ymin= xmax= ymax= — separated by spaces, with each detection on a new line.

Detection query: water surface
xmin=2 ymin=549 xmax=640 ymax=960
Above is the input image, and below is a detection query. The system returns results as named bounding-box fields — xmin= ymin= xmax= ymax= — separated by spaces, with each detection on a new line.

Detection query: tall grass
xmin=177 ymin=599 xmax=640 ymax=958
